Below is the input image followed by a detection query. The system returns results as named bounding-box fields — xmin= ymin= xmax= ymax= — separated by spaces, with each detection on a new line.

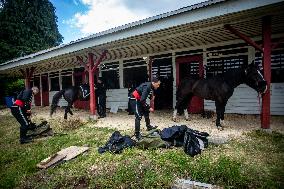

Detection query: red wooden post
xmin=20 ymin=67 xmax=35 ymax=89
xmin=88 ymin=53 xmax=96 ymax=116
xmin=261 ymin=16 xmax=272 ymax=129
xmin=88 ymin=50 xmax=108 ymax=117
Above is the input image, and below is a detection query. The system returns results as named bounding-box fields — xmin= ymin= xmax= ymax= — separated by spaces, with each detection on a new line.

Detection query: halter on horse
xmin=50 ymin=84 xmax=90 ymax=119
xmin=173 ymin=61 xmax=267 ymax=130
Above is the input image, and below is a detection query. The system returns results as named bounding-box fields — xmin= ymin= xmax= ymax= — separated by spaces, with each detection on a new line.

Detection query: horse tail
xmin=50 ymin=89 xmax=65 ymax=117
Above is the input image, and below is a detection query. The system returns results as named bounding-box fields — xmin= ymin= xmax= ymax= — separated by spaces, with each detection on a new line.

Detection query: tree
xmin=0 ymin=0 xmax=63 ymax=64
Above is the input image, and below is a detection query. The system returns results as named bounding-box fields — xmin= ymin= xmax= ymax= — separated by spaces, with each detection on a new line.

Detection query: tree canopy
xmin=0 ymin=0 xmax=63 ymax=64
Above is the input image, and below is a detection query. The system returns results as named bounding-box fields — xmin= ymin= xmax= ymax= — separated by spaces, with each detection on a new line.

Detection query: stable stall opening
xmin=152 ymin=55 xmax=173 ymax=110
xmin=123 ymin=58 xmax=148 ymax=89
xmin=176 ymin=54 xmax=204 ymax=113
xmin=101 ymin=62 xmax=120 ymax=89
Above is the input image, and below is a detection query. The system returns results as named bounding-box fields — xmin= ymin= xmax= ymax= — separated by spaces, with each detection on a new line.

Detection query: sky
xmin=50 ymin=0 xmax=207 ymax=44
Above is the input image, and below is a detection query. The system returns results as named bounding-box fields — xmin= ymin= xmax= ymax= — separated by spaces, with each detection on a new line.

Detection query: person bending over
xmin=129 ymin=77 xmax=161 ymax=140
xmin=10 ymin=86 xmax=39 ymax=144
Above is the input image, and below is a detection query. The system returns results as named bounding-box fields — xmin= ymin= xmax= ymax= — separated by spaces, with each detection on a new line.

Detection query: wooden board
xmin=37 ymin=146 xmax=89 ymax=169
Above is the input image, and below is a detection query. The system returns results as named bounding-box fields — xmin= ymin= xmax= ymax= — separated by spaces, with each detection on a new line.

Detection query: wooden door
xmin=41 ymin=74 xmax=49 ymax=106
xmin=176 ymin=55 xmax=204 ymax=113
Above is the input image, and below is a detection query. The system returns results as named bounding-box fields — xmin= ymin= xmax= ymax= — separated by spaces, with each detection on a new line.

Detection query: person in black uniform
xmin=10 ymin=86 xmax=39 ymax=144
xmin=96 ymin=78 xmax=106 ymax=118
xmin=129 ymin=77 xmax=161 ymax=140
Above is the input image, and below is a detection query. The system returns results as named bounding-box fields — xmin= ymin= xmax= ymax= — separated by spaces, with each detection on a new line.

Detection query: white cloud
xmin=70 ymin=0 xmax=150 ymax=36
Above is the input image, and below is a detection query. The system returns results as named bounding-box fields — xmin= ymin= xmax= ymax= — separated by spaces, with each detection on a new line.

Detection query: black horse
xmin=173 ymin=61 xmax=267 ymax=130
xmin=50 ymin=83 xmax=90 ymax=119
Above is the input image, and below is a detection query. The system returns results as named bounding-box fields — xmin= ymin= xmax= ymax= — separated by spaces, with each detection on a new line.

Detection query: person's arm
xmin=140 ymin=85 xmax=150 ymax=109
xmin=22 ymin=90 xmax=33 ymax=110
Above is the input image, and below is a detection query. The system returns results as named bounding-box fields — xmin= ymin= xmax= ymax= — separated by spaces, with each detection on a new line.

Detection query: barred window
xmin=123 ymin=58 xmax=148 ymax=88
xmin=100 ymin=62 xmax=120 ymax=89
xmin=256 ymin=49 xmax=284 ymax=83
xmin=49 ymin=72 xmax=60 ymax=91
xmin=61 ymin=69 xmax=73 ymax=89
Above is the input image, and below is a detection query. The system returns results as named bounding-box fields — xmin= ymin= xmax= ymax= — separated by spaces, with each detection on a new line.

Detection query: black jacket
xmin=16 ymin=89 xmax=33 ymax=110
xmin=96 ymin=83 xmax=106 ymax=97
xmin=135 ymin=82 xmax=153 ymax=107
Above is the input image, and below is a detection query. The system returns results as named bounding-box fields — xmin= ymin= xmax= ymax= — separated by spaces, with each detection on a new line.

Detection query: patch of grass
xmin=1 ymin=114 xmax=284 ymax=188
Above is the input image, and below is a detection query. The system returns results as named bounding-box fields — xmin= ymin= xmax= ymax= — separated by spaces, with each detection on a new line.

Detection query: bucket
xmin=4 ymin=96 xmax=14 ymax=108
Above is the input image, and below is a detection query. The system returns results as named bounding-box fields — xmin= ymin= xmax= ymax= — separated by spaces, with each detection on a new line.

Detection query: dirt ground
xmin=1 ymin=106 xmax=284 ymax=140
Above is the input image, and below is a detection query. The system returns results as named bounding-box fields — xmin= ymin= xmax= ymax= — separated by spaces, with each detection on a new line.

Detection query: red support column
xmin=88 ymin=53 xmax=96 ymax=116
xmin=261 ymin=16 xmax=272 ymax=129
xmin=20 ymin=67 xmax=35 ymax=89
xmin=88 ymin=50 xmax=108 ymax=117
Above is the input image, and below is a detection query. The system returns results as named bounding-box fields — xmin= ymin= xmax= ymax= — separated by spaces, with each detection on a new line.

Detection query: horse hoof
xmin=172 ymin=117 xmax=177 ymax=122
xmin=185 ymin=118 xmax=189 ymax=121
xmin=217 ymin=126 xmax=223 ymax=131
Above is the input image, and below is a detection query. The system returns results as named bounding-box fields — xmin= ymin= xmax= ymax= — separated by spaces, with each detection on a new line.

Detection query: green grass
xmin=0 ymin=114 xmax=284 ymax=188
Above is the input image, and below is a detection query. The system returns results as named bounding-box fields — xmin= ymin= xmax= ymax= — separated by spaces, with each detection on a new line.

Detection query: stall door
xmin=152 ymin=58 xmax=173 ymax=110
xmin=176 ymin=55 xmax=204 ymax=113
xmin=41 ymin=74 xmax=49 ymax=106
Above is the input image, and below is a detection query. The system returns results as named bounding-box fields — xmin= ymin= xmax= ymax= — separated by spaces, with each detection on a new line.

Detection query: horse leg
xmin=215 ymin=101 xmax=223 ymax=130
xmin=220 ymin=102 xmax=227 ymax=126
xmin=173 ymin=109 xmax=178 ymax=121
xmin=64 ymin=106 xmax=68 ymax=119
xmin=184 ymin=95 xmax=193 ymax=121
xmin=173 ymin=95 xmax=190 ymax=121
xmin=67 ymin=102 xmax=73 ymax=116
xmin=184 ymin=109 xmax=189 ymax=121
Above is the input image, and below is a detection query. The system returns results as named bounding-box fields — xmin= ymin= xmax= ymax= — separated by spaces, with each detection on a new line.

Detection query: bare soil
xmin=1 ymin=106 xmax=284 ymax=140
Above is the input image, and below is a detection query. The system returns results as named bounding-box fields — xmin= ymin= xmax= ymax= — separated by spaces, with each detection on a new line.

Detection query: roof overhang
xmin=1 ymin=0 xmax=284 ymax=76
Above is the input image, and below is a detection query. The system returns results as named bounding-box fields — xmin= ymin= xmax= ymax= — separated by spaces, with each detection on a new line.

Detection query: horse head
xmin=244 ymin=61 xmax=267 ymax=94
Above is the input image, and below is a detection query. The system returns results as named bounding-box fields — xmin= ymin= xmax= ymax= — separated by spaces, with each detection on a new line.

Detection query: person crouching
xmin=10 ymin=86 xmax=39 ymax=144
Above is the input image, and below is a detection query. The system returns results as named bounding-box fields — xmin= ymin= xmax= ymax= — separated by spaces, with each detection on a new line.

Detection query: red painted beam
xmin=92 ymin=50 xmax=108 ymax=73
xmin=20 ymin=67 xmax=35 ymax=89
xmin=88 ymin=53 xmax=96 ymax=116
xmin=224 ymin=24 xmax=263 ymax=52
xmin=76 ymin=56 xmax=89 ymax=71
xmin=261 ymin=16 xmax=272 ymax=129
xmin=28 ymin=67 xmax=36 ymax=79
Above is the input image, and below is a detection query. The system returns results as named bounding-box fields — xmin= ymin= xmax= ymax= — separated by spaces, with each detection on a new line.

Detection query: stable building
xmin=1 ymin=0 xmax=284 ymax=129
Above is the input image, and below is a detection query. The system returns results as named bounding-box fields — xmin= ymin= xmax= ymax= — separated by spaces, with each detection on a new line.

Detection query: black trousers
xmin=129 ymin=99 xmax=150 ymax=135
xmin=97 ymin=95 xmax=106 ymax=117
xmin=10 ymin=106 xmax=30 ymax=139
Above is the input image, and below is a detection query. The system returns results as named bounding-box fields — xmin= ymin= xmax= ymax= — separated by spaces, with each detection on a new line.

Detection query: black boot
xmin=145 ymin=117 xmax=157 ymax=131
xmin=27 ymin=122 xmax=37 ymax=130
xmin=135 ymin=118 xmax=141 ymax=140
xmin=20 ymin=129 xmax=33 ymax=144
xmin=20 ymin=137 xmax=33 ymax=144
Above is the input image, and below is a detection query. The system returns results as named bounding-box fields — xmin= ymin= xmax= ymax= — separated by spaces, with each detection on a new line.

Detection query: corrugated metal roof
xmin=1 ymin=0 xmax=284 ymax=75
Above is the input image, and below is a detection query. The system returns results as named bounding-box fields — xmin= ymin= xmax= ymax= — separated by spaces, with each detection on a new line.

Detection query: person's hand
xmin=26 ymin=110 xmax=32 ymax=116
xmin=149 ymin=108 xmax=154 ymax=112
